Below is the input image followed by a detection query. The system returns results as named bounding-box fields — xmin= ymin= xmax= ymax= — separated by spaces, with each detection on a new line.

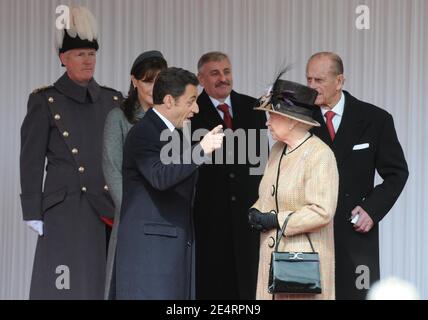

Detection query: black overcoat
xmin=311 ymin=91 xmax=408 ymax=299
xmin=191 ymin=90 xmax=267 ymax=299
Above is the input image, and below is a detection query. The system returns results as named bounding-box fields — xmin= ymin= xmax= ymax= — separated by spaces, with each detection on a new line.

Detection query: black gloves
xmin=248 ymin=208 xmax=279 ymax=232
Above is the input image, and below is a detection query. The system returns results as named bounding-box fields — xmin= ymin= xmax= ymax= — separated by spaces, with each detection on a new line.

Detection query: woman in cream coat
xmin=249 ymin=77 xmax=339 ymax=300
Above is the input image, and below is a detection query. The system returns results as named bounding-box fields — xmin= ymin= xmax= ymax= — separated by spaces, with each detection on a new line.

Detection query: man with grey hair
xmin=306 ymin=52 xmax=408 ymax=299
xmin=191 ymin=51 xmax=267 ymax=299
xmin=20 ymin=6 xmax=122 ymax=299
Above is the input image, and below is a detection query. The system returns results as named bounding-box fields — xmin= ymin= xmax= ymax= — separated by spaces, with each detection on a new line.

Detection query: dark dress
xmin=20 ymin=73 xmax=122 ymax=299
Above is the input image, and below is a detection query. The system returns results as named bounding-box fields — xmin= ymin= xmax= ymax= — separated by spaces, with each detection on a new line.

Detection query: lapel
xmin=145 ymin=108 xmax=170 ymax=136
xmin=145 ymin=108 xmax=183 ymax=153
xmin=312 ymin=109 xmax=332 ymax=146
xmin=197 ymin=90 xmax=224 ymax=130
xmin=197 ymin=90 xmax=251 ymax=130
xmin=230 ymin=90 xmax=250 ymax=130
xmin=312 ymin=91 xmax=367 ymax=164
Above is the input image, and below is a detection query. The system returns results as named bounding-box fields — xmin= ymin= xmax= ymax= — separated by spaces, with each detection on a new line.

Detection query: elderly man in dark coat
xmin=116 ymin=67 xmax=224 ymax=300
xmin=307 ymin=52 xmax=408 ymax=299
xmin=20 ymin=7 xmax=122 ymax=299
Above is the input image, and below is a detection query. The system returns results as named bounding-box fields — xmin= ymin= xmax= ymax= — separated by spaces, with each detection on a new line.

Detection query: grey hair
xmin=308 ymin=52 xmax=344 ymax=76
xmin=197 ymin=51 xmax=230 ymax=72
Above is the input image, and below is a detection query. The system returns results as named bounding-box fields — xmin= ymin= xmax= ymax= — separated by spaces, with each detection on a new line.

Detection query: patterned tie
xmin=325 ymin=111 xmax=336 ymax=141
xmin=217 ymin=103 xmax=233 ymax=129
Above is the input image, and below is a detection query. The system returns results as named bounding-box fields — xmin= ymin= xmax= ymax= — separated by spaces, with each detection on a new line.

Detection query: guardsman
xmin=20 ymin=6 xmax=122 ymax=299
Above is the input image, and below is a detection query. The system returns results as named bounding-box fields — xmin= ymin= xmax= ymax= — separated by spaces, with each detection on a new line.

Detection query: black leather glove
xmin=248 ymin=208 xmax=279 ymax=232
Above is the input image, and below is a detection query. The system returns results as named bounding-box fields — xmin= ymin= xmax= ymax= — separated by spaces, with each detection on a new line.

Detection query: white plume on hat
xmin=55 ymin=6 xmax=99 ymax=52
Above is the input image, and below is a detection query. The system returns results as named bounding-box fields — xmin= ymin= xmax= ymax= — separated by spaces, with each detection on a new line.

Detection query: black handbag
xmin=268 ymin=213 xmax=322 ymax=294
xmin=268 ymin=142 xmax=322 ymax=294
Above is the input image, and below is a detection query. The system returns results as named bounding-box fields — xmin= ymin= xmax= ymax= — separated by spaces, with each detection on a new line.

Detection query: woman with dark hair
xmin=102 ymin=51 xmax=167 ymax=299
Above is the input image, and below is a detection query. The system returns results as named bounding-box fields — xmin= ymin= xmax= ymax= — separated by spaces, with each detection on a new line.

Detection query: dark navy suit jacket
xmin=116 ymin=108 xmax=203 ymax=299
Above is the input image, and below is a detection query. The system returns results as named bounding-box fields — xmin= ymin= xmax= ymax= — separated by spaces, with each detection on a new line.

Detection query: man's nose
xmin=193 ymin=102 xmax=199 ymax=114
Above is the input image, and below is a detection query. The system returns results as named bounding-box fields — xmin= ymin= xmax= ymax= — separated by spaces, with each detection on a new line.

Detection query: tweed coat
xmin=253 ymin=135 xmax=338 ymax=300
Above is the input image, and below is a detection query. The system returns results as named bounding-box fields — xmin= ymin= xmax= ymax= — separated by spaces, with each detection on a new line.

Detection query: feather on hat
xmin=56 ymin=6 xmax=99 ymax=54
xmin=254 ymin=67 xmax=321 ymax=127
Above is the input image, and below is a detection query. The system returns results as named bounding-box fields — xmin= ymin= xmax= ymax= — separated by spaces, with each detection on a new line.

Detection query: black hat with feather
xmin=254 ymin=67 xmax=320 ymax=127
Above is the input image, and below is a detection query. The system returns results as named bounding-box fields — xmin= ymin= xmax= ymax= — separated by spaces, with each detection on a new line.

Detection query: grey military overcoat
xmin=20 ymin=73 xmax=122 ymax=299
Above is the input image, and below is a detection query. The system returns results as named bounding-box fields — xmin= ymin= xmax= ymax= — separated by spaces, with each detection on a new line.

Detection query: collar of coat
xmin=197 ymin=89 xmax=253 ymax=130
xmin=54 ymin=72 xmax=101 ymax=104
xmin=311 ymin=90 xmax=367 ymax=163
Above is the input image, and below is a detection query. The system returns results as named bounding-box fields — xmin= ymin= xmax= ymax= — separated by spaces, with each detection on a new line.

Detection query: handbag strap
xmin=274 ymin=211 xmax=293 ymax=252
xmin=274 ymin=143 xmax=316 ymax=253
xmin=274 ymin=212 xmax=316 ymax=253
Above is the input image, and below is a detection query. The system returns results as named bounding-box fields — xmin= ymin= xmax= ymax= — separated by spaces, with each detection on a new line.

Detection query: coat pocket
xmin=143 ymin=223 xmax=178 ymax=238
xmin=42 ymin=187 xmax=67 ymax=212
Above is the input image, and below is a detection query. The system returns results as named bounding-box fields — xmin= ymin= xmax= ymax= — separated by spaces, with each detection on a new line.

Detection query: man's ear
xmin=59 ymin=53 xmax=67 ymax=67
xmin=163 ymin=94 xmax=174 ymax=109
xmin=336 ymin=74 xmax=345 ymax=90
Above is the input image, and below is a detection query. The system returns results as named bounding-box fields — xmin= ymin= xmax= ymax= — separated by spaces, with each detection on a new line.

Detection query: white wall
xmin=0 ymin=0 xmax=426 ymax=299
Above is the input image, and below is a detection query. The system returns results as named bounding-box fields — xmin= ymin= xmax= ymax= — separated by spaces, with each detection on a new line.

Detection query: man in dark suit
xmin=306 ymin=52 xmax=409 ymax=299
xmin=116 ymin=67 xmax=224 ymax=300
xmin=20 ymin=6 xmax=121 ymax=299
xmin=191 ymin=52 xmax=267 ymax=299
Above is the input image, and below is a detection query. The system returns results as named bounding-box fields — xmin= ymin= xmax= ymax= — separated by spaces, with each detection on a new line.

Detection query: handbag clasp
xmin=289 ymin=252 xmax=304 ymax=260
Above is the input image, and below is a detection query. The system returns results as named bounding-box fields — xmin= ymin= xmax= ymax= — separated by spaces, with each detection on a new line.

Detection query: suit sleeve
xmin=360 ymin=113 xmax=409 ymax=223
xmin=277 ymin=147 xmax=339 ymax=236
xmin=102 ymin=109 xmax=124 ymax=211
xmin=131 ymin=126 xmax=203 ymax=191
xmin=20 ymin=93 xmax=50 ymax=221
